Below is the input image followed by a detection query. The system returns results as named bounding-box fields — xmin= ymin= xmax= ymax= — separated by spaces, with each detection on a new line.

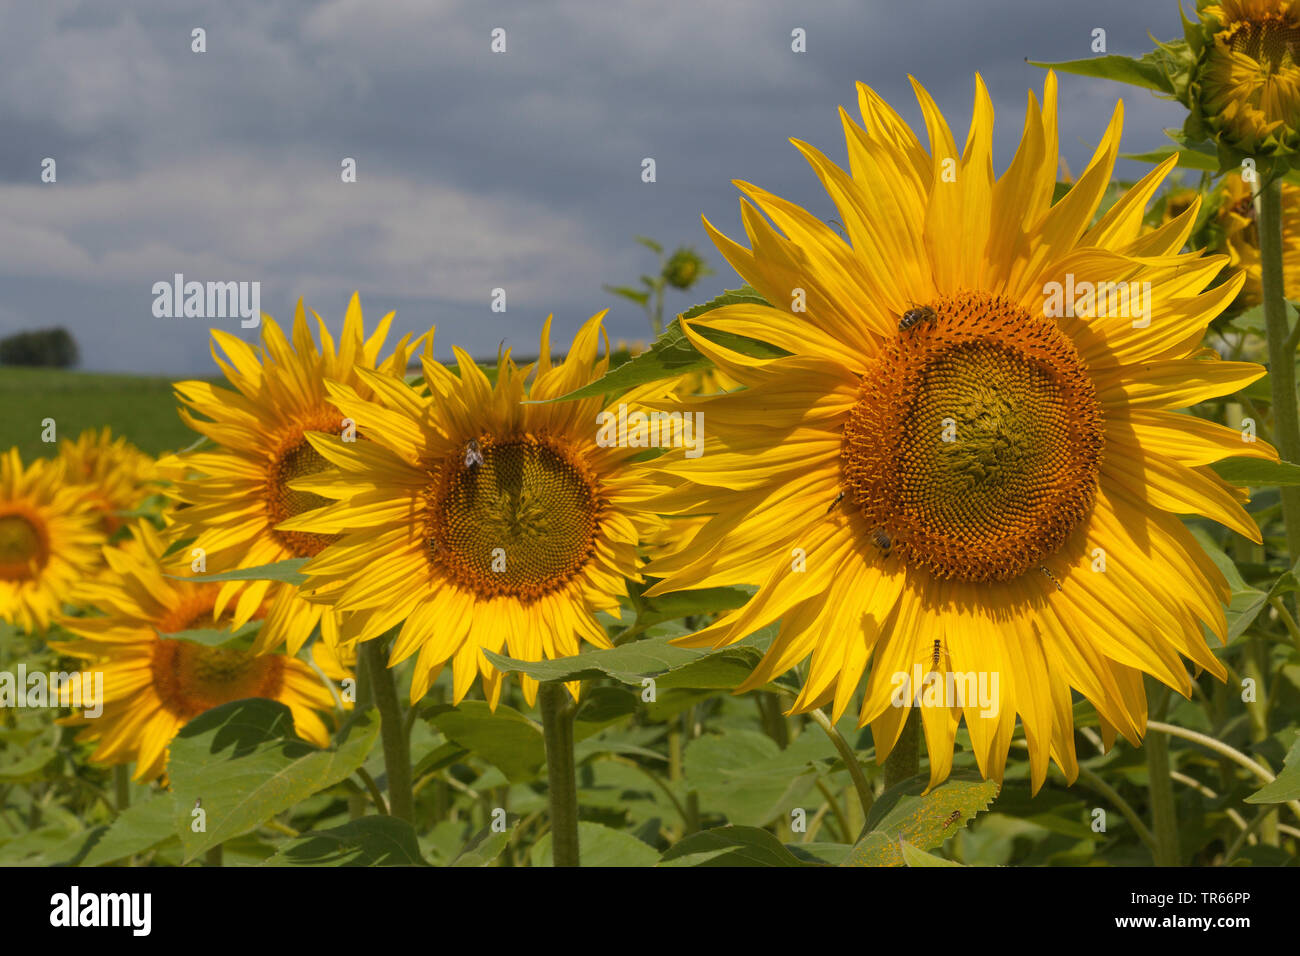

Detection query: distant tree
xmin=0 ymin=327 xmax=79 ymax=368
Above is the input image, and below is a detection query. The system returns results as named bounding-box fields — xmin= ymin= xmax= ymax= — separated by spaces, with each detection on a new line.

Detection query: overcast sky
xmin=0 ymin=0 xmax=1191 ymax=375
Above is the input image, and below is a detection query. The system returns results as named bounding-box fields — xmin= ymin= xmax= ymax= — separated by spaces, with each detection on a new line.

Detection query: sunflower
xmin=643 ymin=74 xmax=1277 ymax=792
xmin=159 ymin=293 xmax=421 ymax=656
xmin=1214 ymin=171 xmax=1300 ymax=307
xmin=0 ymin=449 xmax=104 ymax=633
xmin=284 ymin=313 xmax=664 ymax=707
xmin=53 ymin=520 xmax=337 ymax=782
xmin=1190 ymin=0 xmax=1300 ymax=161
xmin=58 ymin=427 xmax=157 ymax=534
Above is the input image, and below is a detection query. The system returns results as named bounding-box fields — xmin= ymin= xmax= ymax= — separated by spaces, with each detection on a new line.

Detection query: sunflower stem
xmin=113 ymin=765 xmax=130 ymax=813
xmin=362 ymin=639 xmax=414 ymax=824
xmin=349 ymin=645 xmax=374 ymax=820
xmin=539 ymin=682 xmax=580 ymax=867
xmin=808 ymin=708 xmax=874 ymax=826
xmin=1256 ymin=175 xmax=1300 ymax=563
xmin=882 ymin=709 xmax=920 ymax=791
xmin=1145 ymin=726 xmax=1182 ymax=866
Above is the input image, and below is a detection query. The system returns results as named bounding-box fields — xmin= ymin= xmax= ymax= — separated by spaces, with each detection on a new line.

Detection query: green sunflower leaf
xmin=483 ymin=630 xmax=765 ymax=692
xmin=842 ymin=770 xmax=998 ymax=867
xmin=617 ymin=582 xmax=754 ymax=644
xmin=261 ymin=816 xmax=426 ymax=866
xmin=168 ymin=699 xmax=379 ymax=863
xmin=0 ymin=746 xmax=58 ymax=783
xmin=159 ymin=620 xmax=261 ymax=648
xmin=602 ymin=284 xmax=651 ymax=307
xmin=682 ymin=728 xmax=825 ymax=826
xmin=450 ymin=825 xmax=510 ymax=866
xmin=659 ymin=825 xmax=816 ymax=867
xmin=531 ymin=821 xmax=658 ymax=867
xmin=899 ymin=840 xmax=964 ymax=867
xmin=75 ymin=793 xmax=180 ymax=866
xmin=168 ymin=558 xmax=308 ymax=586
xmin=1245 ymin=733 xmax=1300 ymax=805
xmin=530 ymin=287 xmax=780 ymax=403
xmin=1122 ymin=145 xmax=1221 ymax=172
xmin=425 ymin=701 xmax=546 ymax=783
xmin=1027 ymin=47 xmax=1183 ymax=95
xmin=1211 ymin=457 xmax=1300 ymax=487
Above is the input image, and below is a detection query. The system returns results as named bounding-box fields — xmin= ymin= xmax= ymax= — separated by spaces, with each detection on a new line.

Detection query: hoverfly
xmin=464 ymin=439 xmax=484 ymax=470
xmin=898 ymin=305 xmax=937 ymax=332
xmin=942 ymin=810 xmax=961 ymax=828
xmin=930 ymin=638 xmax=951 ymax=671
xmin=1038 ymin=565 xmax=1063 ymax=592
xmin=826 ymin=490 xmax=845 ymax=514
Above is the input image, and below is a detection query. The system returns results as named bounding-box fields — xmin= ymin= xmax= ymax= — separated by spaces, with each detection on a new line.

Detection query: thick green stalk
xmin=348 ymin=645 xmax=374 ymax=820
xmin=1146 ymin=728 xmax=1182 ymax=866
xmin=1146 ymin=685 xmax=1181 ymax=866
xmin=1256 ymin=176 xmax=1300 ymax=562
xmin=113 ymin=764 xmax=130 ymax=813
xmin=882 ymin=709 xmax=920 ymax=790
xmin=539 ymin=682 xmax=580 ymax=866
xmin=362 ymin=639 xmax=413 ymax=824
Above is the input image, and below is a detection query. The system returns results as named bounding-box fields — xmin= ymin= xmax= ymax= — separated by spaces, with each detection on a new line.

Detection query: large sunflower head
xmin=159 ymin=293 xmax=422 ymax=656
xmin=58 ymin=427 xmax=157 ymax=534
xmin=645 ymin=74 xmax=1275 ymax=792
xmin=1188 ymin=0 xmax=1300 ymax=162
xmin=284 ymin=313 xmax=667 ymax=708
xmin=0 ymin=449 xmax=104 ymax=633
xmin=53 ymin=520 xmax=338 ymax=782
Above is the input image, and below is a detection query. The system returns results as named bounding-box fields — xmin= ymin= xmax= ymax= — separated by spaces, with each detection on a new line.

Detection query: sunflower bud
xmin=662 ymin=247 xmax=709 ymax=290
xmin=1185 ymin=0 xmax=1300 ymax=168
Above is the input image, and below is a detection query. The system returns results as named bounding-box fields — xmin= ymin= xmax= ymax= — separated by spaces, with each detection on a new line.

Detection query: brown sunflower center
xmin=427 ymin=436 xmax=601 ymax=601
xmin=840 ymin=291 xmax=1104 ymax=582
xmin=0 ymin=513 xmax=48 ymax=581
xmin=1226 ymin=15 xmax=1300 ymax=69
xmin=266 ymin=436 xmax=340 ymax=558
xmin=150 ymin=639 xmax=285 ymax=721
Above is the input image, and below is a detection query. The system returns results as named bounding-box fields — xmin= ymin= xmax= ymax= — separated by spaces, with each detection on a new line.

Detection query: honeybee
xmin=826 ymin=490 xmax=845 ymax=514
xmin=1039 ymin=565 xmax=1063 ymax=592
xmin=870 ymin=528 xmax=892 ymax=556
xmin=942 ymin=810 xmax=961 ymax=828
xmin=930 ymin=639 xmax=949 ymax=670
xmin=464 ymin=439 xmax=484 ymax=470
xmin=898 ymin=305 xmax=937 ymax=332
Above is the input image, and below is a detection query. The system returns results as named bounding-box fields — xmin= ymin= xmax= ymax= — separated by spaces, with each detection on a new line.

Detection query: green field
xmin=0 ymin=367 xmax=199 ymax=461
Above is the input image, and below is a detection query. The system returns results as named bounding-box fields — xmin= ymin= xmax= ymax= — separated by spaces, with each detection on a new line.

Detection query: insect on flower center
xmin=428 ymin=436 xmax=601 ymax=602
xmin=266 ymin=430 xmax=341 ymax=558
xmin=0 ymin=512 xmax=49 ymax=581
xmin=840 ymin=291 xmax=1104 ymax=582
xmin=150 ymin=640 xmax=285 ymax=721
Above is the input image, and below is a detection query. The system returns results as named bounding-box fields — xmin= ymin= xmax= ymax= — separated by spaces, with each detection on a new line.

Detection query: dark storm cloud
xmin=0 ymin=0 xmax=1190 ymax=374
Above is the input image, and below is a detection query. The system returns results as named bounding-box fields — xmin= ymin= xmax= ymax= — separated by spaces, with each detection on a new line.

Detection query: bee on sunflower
xmin=641 ymin=74 xmax=1276 ymax=792
xmin=280 ymin=313 xmax=666 ymax=708
xmin=158 ymin=293 xmax=421 ymax=657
